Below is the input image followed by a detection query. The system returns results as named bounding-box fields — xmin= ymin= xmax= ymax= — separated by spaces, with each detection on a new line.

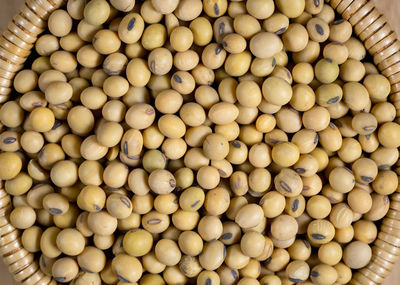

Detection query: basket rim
xmin=0 ymin=0 xmax=400 ymax=284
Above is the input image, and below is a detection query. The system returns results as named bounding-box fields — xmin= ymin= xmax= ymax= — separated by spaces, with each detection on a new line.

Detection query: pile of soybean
xmin=0 ymin=0 xmax=399 ymax=284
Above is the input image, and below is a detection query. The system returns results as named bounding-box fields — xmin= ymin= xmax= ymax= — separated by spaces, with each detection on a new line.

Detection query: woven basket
xmin=0 ymin=0 xmax=399 ymax=284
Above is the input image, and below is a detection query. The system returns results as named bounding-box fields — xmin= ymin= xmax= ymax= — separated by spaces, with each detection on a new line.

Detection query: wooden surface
xmin=0 ymin=0 xmax=399 ymax=284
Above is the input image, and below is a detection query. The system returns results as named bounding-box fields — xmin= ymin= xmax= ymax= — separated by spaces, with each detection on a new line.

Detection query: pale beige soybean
xmin=224 ymin=51 xmax=252 ymax=77
xmin=174 ymin=50 xmax=200 ymax=71
xmin=250 ymin=32 xmax=283 ymax=59
xmin=148 ymin=47 xmax=173 ymax=75
xmin=174 ymin=0 xmax=203 ymax=21
xmin=329 ymin=19 xmax=352 ymax=43
xmin=282 ymin=23 xmax=309 ymax=52
xmin=276 ymin=0 xmax=305 ymax=18
xmin=141 ymin=23 xmax=167 ymax=50
xmin=80 ymin=135 xmax=108 ymax=160
xmin=83 ymin=0 xmax=110 ymax=26
xmin=236 ymin=80 xmax=262 ymax=108
xmin=77 ymin=45 xmax=104 ymax=68
xmin=262 ymin=76 xmax=292 ymax=106
xmin=125 ymin=103 xmax=155 ymax=130
xmin=48 ymin=9 xmax=73 ymax=37
xmin=103 ymin=76 xmax=130 ymax=98
xmin=323 ymin=42 xmax=348 ymax=65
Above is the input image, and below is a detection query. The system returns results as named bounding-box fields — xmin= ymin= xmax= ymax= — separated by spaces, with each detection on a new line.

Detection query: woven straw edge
xmin=0 ymin=1 xmax=64 ymax=284
xmin=328 ymin=0 xmax=400 ymax=284
xmin=0 ymin=0 xmax=398 ymax=284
